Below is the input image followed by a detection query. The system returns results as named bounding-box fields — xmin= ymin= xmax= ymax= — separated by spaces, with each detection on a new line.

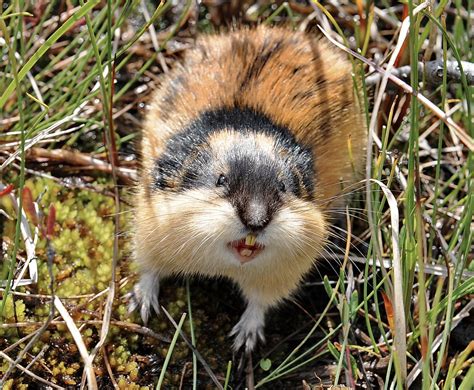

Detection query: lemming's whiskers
xmin=321 ymin=247 xmax=344 ymax=275
xmin=189 ymin=229 xmax=225 ymax=265
xmin=329 ymin=225 xmax=368 ymax=248
xmin=131 ymin=24 xmax=368 ymax=355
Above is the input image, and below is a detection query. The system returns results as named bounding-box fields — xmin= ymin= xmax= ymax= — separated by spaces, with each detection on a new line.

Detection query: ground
xmin=0 ymin=1 xmax=473 ymax=389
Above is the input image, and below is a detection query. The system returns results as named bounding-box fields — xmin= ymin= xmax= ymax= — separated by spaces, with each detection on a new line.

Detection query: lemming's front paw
xmin=230 ymin=303 xmax=266 ymax=353
xmin=126 ymin=273 xmax=161 ymax=325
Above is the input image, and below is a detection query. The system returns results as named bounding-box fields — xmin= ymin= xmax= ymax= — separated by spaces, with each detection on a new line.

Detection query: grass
xmin=0 ymin=0 xmax=473 ymax=388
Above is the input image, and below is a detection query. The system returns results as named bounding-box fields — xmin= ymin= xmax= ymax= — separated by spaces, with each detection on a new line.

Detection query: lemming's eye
xmin=279 ymin=181 xmax=286 ymax=192
xmin=216 ymin=174 xmax=228 ymax=187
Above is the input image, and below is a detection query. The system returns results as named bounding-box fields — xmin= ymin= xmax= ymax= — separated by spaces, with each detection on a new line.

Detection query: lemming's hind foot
xmin=230 ymin=301 xmax=266 ymax=353
xmin=127 ymin=272 xmax=161 ymax=325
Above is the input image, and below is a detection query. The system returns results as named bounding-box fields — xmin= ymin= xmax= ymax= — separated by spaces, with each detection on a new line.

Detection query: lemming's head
xmin=143 ymin=107 xmax=328 ymax=273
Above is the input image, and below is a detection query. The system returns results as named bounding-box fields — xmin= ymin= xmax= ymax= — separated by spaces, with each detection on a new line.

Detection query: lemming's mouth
xmin=227 ymin=234 xmax=265 ymax=264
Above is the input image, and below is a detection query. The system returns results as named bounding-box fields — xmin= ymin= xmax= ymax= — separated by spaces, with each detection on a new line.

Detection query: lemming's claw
xmin=127 ymin=273 xmax=161 ymax=325
xmin=230 ymin=301 xmax=266 ymax=353
xmin=230 ymin=320 xmax=265 ymax=353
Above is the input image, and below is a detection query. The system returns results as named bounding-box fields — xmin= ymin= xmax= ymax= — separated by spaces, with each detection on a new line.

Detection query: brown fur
xmin=133 ymin=25 xmax=366 ymax=351
xmin=141 ymin=26 xmax=366 ymax=208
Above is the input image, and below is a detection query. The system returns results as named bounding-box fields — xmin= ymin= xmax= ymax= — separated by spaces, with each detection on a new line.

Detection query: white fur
xmin=133 ymin=187 xmax=327 ymax=352
xmin=128 ymin=272 xmax=161 ymax=325
xmin=230 ymin=299 xmax=266 ymax=352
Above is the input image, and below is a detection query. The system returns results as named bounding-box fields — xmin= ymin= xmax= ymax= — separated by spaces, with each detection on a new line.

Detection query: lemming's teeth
xmin=240 ymin=248 xmax=253 ymax=257
xmin=245 ymin=234 xmax=257 ymax=246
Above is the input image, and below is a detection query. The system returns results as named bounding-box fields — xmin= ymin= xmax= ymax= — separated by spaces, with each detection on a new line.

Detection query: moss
xmin=1 ymin=177 xmax=233 ymax=387
xmin=20 ymin=178 xmax=118 ymax=300
xmin=51 ymin=361 xmax=80 ymax=377
xmin=117 ymin=376 xmax=148 ymax=390
xmin=0 ymin=295 xmax=26 ymax=338
xmin=2 ymin=379 xmax=28 ymax=390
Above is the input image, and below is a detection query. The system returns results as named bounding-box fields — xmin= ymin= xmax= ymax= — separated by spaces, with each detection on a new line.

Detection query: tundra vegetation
xmin=0 ymin=1 xmax=473 ymax=389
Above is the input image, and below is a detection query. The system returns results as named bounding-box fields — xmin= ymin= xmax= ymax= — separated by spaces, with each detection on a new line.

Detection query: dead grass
xmin=0 ymin=1 xmax=473 ymax=389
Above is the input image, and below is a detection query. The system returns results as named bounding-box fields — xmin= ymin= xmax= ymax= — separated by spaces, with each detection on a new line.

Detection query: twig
xmin=0 ymin=319 xmax=170 ymax=343
xmin=320 ymin=254 xmax=474 ymax=281
xmin=161 ymin=306 xmax=224 ymax=390
xmin=0 ymin=289 xmax=97 ymax=300
xmin=1 ymin=330 xmax=36 ymax=354
xmin=365 ymin=60 xmax=474 ymax=86
xmin=373 ymin=6 xmax=401 ymax=28
xmin=140 ymin=0 xmax=169 ymax=72
xmin=25 ymin=147 xmax=137 ymax=183
xmin=246 ymin=351 xmax=255 ymax=390
xmin=102 ymin=345 xmax=119 ymax=389
xmin=178 ymin=361 xmax=192 ymax=390
xmin=0 ymin=351 xmax=65 ymax=389
xmin=0 ymin=102 xmax=89 ymax=170
xmin=24 ymin=344 xmax=49 ymax=371
xmin=1 ymin=125 xmax=85 ymax=148
xmin=319 ymin=27 xmax=474 ymax=152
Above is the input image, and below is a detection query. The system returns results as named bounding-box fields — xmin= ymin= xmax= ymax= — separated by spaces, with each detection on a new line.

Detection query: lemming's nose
xmin=238 ymin=199 xmax=271 ymax=232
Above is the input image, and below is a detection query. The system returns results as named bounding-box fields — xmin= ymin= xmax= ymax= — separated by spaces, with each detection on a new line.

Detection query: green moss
xmin=0 ymin=295 xmax=26 ymax=338
xmin=117 ymin=376 xmax=148 ymax=390
xmin=1 ymin=176 xmax=228 ymax=387
xmin=2 ymin=378 xmax=28 ymax=390
xmin=21 ymin=178 xmax=117 ymax=298
xmin=1 ymin=295 xmax=26 ymax=321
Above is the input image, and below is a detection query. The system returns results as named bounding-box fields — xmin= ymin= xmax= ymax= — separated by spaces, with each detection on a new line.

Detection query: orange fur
xmin=141 ymin=26 xmax=366 ymax=208
xmin=132 ymin=25 xmax=366 ymax=351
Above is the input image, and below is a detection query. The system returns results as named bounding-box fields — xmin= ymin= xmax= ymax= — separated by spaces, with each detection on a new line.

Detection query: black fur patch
xmin=152 ymin=107 xmax=315 ymax=201
xmin=308 ymin=42 xmax=333 ymax=136
xmin=239 ymin=36 xmax=284 ymax=90
xmin=226 ymin=151 xmax=281 ymax=231
xmin=160 ymin=74 xmax=187 ymax=118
